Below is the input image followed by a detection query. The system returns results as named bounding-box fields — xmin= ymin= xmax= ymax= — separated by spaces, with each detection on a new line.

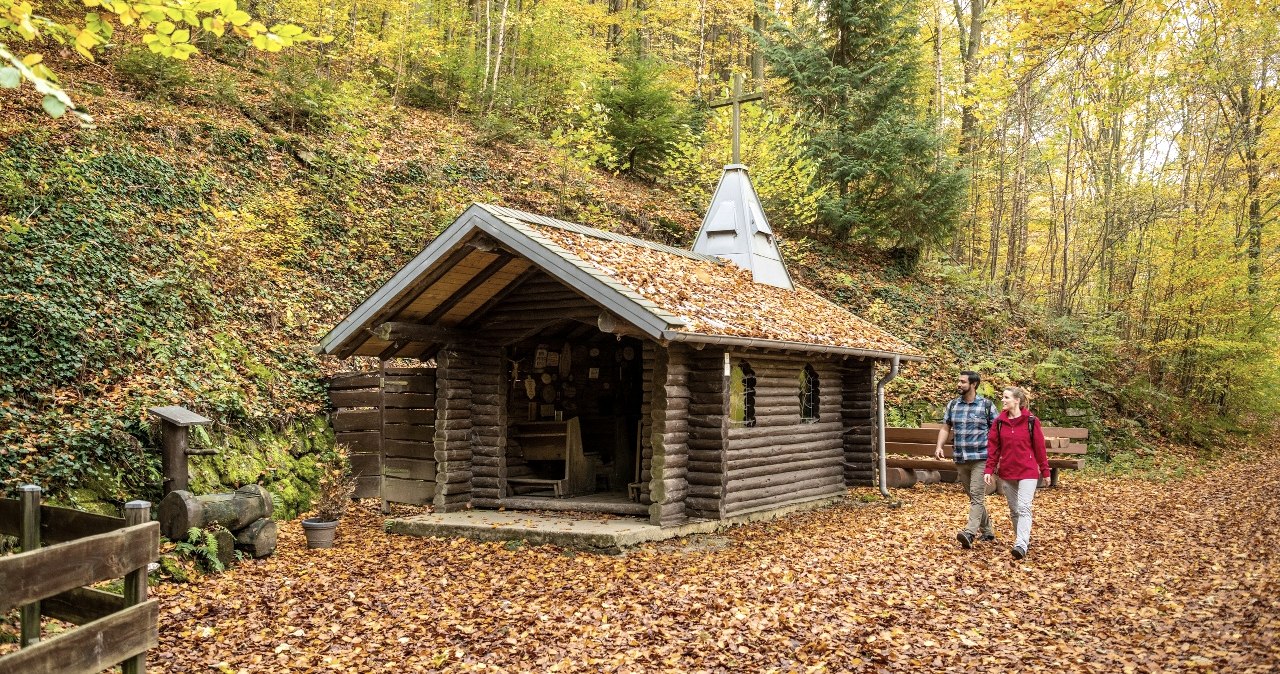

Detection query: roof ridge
xmin=476 ymin=203 xmax=722 ymax=263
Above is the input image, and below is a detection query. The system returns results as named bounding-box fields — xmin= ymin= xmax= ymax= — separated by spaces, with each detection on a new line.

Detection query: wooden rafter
xmin=421 ymin=254 xmax=515 ymax=325
xmin=333 ymin=245 xmax=477 ymax=359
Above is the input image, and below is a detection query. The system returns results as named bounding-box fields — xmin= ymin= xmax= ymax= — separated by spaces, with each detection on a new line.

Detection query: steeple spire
xmin=692 ymin=75 xmax=794 ymax=290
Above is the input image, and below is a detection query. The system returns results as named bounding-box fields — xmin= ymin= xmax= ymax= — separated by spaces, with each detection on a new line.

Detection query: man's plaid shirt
xmin=944 ymin=396 xmax=999 ymax=462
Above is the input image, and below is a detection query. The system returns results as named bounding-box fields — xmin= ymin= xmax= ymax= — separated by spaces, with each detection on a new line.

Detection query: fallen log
xmin=234 ymin=518 xmax=278 ymax=558
xmin=158 ymin=486 xmax=274 ymax=540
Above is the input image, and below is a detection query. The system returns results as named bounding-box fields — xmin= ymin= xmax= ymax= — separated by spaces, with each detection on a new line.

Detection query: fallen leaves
xmin=148 ymin=452 xmax=1280 ymax=673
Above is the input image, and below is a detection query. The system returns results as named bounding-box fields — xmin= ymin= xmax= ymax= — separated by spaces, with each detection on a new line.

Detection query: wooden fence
xmin=0 ymin=485 xmax=159 ymax=674
xmin=329 ymin=367 xmax=437 ymax=506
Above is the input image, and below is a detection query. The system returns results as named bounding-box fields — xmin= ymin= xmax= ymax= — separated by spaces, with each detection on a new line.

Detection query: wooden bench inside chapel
xmin=506 ymin=417 xmax=597 ymax=498
xmin=884 ymin=423 xmax=1088 ymax=487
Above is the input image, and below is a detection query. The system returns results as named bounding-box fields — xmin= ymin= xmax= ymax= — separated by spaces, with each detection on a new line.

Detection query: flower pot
xmin=301 ymin=518 xmax=339 ymax=549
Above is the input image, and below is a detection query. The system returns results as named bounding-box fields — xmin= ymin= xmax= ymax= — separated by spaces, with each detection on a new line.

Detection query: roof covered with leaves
xmin=480 ymin=205 xmax=922 ymax=357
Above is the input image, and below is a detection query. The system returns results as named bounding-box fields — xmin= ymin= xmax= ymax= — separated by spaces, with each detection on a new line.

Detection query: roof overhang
xmin=318 ymin=205 xmax=679 ymax=358
xmin=661 ymin=331 xmax=926 ymax=361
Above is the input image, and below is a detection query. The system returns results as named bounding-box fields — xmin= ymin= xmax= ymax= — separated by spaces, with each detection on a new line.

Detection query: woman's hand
xmin=983 ymin=474 xmax=993 ymax=487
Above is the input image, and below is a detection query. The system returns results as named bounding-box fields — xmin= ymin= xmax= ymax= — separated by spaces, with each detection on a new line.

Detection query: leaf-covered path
xmin=153 ymin=454 xmax=1280 ymax=673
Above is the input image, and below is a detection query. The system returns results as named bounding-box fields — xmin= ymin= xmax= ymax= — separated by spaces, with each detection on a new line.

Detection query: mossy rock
xmin=188 ymin=415 xmax=334 ymax=520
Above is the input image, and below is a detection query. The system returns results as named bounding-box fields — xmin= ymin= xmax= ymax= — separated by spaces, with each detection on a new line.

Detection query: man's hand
xmin=983 ymin=474 xmax=994 ymax=487
xmin=934 ymin=445 xmax=944 ymax=460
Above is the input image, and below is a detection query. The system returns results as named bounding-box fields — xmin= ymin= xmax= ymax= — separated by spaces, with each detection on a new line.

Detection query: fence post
xmin=122 ymin=500 xmax=151 ymax=674
xmin=18 ymin=484 xmax=41 ymax=647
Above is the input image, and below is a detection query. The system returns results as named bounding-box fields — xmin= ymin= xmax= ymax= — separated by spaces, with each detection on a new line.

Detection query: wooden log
xmin=689 ymin=403 xmax=723 ymax=416
xmin=685 ymin=496 xmax=721 ymax=514
xmin=158 ymin=486 xmax=273 ymax=540
xmin=728 ymin=456 xmax=844 ymax=480
xmin=725 ymin=431 xmax=841 ymax=452
xmin=724 ymin=484 xmax=844 ymax=516
xmin=726 ymin=439 xmax=843 ymax=462
xmin=724 ymin=470 xmax=843 ymax=505
xmin=686 ymin=472 xmax=723 ymax=487
xmin=727 ymin=421 xmax=842 ymax=439
xmin=687 ymin=459 xmax=722 ymax=472
xmin=723 ymin=474 xmax=844 ymax=507
xmin=885 ymin=467 xmax=917 ymax=489
xmin=234 ymin=518 xmax=277 ymax=558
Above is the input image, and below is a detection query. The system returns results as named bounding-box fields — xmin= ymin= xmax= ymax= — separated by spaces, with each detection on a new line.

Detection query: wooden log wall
xmin=638 ymin=343 xmax=655 ymax=506
xmin=433 ymin=349 xmax=474 ymax=512
xmin=840 ymin=362 xmax=876 ymax=486
xmin=329 ymin=368 xmax=437 ymax=503
xmin=647 ymin=344 xmax=690 ymax=527
xmin=469 ymin=348 xmax=506 ymax=509
xmin=722 ymin=355 xmax=846 ymax=518
xmin=685 ymin=348 xmax=727 ymax=520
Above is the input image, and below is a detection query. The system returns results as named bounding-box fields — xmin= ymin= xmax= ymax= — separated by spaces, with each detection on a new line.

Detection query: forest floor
xmin=144 ymin=448 xmax=1280 ymax=673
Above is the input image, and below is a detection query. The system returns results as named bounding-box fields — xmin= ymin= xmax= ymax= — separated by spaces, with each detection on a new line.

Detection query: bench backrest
xmin=885 ymin=425 xmax=1088 ymax=456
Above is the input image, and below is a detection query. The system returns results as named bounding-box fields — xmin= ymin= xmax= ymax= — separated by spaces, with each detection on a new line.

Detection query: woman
xmin=983 ymin=386 xmax=1049 ymax=559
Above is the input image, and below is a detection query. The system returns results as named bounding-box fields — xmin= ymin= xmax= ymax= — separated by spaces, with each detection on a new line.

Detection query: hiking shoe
xmin=1011 ymin=545 xmax=1027 ymax=560
xmin=979 ymin=534 xmax=996 ymax=543
xmin=956 ymin=531 xmax=975 ymax=549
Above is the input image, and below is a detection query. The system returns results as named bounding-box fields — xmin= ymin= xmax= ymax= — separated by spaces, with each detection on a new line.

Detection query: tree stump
xmin=159 ymin=485 xmax=274 ymax=540
xmin=234 ymin=518 xmax=278 ymax=558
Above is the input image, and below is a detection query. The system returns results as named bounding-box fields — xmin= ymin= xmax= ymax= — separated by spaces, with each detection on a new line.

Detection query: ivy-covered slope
xmin=0 ymin=56 xmax=1160 ymax=510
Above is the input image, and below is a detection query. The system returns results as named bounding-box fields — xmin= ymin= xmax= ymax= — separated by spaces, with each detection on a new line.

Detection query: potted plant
xmin=301 ymin=444 xmax=355 ymax=549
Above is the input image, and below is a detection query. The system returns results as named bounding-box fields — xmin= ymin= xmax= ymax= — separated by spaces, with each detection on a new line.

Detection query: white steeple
xmin=691 ymin=164 xmax=795 ymax=290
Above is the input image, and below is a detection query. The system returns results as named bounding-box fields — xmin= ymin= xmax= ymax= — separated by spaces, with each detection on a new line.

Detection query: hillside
xmin=0 ymin=53 xmax=1177 ymax=511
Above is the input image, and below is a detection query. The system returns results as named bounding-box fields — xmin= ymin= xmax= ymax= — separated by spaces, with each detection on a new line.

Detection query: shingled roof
xmin=319 ymin=204 xmax=923 ymax=361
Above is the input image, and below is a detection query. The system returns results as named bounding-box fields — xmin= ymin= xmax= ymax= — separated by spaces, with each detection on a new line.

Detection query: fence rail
xmin=0 ymin=486 xmax=158 ymax=674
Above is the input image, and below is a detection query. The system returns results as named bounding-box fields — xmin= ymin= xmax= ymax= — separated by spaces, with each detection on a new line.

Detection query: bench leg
xmin=1049 ymin=467 xmax=1060 ymax=488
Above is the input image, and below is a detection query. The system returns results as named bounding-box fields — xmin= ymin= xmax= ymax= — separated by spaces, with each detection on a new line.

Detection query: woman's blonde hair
xmin=1003 ymin=386 xmax=1030 ymax=409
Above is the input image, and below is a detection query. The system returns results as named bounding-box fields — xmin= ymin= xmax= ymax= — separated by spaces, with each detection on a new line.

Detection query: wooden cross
xmin=709 ymin=73 xmax=764 ymax=165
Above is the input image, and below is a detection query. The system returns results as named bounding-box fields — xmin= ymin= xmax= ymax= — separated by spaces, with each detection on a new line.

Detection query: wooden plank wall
xmin=648 ymin=345 xmax=690 ymax=527
xmin=840 ymin=362 xmax=875 ymax=486
xmin=381 ymin=368 xmax=438 ymax=505
xmin=469 ymin=348 xmax=506 ymax=509
xmin=722 ymin=355 xmax=846 ymax=518
xmin=329 ymin=368 xmax=437 ymax=504
xmin=329 ymin=372 xmax=385 ymax=499
xmin=686 ymin=348 xmax=727 ymax=520
xmin=433 ymin=349 xmax=474 ymax=512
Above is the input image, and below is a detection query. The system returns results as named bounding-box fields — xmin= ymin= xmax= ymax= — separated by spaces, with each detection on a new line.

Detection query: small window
xmin=799 ymin=364 xmax=820 ymax=422
xmin=729 ymin=360 xmax=756 ymax=427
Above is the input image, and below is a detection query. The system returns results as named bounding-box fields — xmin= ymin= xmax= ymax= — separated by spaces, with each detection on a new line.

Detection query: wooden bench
xmin=884 ymin=423 xmax=1088 ymax=487
xmin=506 ymin=417 xmax=596 ymax=498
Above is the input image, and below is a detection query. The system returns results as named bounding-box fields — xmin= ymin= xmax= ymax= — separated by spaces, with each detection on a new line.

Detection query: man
xmin=936 ymin=370 xmax=999 ymax=548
